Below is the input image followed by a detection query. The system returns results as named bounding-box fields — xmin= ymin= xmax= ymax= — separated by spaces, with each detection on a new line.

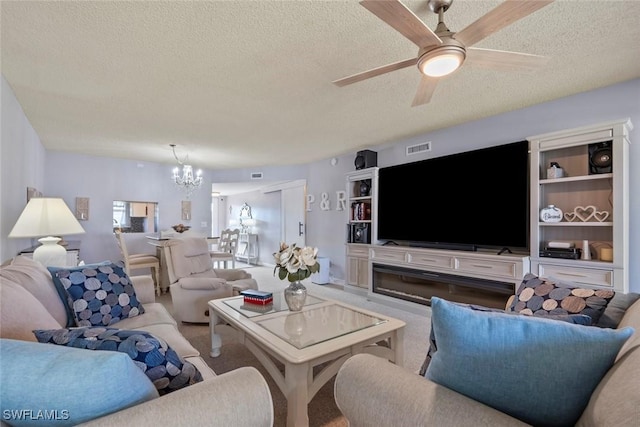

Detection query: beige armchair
xmin=163 ymin=237 xmax=258 ymax=323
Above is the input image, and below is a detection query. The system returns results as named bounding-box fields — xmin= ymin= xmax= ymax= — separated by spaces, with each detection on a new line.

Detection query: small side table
xmin=236 ymin=233 xmax=258 ymax=265
xmin=19 ymin=240 xmax=81 ymax=266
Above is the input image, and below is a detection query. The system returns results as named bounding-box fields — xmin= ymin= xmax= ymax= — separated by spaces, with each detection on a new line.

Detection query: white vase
xmin=284 ymin=281 xmax=307 ymax=312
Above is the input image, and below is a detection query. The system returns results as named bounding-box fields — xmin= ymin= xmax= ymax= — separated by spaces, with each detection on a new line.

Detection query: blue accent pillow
xmin=425 ymin=297 xmax=634 ymax=427
xmin=47 ymin=261 xmax=111 ymax=327
xmin=48 ymin=261 xmax=145 ymax=327
xmin=33 ymin=327 xmax=203 ymax=395
xmin=418 ymin=303 xmax=592 ymax=376
xmin=0 ymin=338 xmax=158 ymax=426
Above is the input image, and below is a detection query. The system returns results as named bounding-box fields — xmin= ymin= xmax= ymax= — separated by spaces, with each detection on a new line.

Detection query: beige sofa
xmin=0 ymin=256 xmax=273 ymax=426
xmin=335 ymin=298 xmax=640 ymax=427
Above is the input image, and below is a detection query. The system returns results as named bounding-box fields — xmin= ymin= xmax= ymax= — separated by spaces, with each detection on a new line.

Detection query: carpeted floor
xmin=158 ymin=264 xmax=431 ymax=427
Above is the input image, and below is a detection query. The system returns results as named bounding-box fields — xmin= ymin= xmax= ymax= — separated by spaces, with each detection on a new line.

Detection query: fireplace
xmin=372 ymin=263 xmax=513 ymax=309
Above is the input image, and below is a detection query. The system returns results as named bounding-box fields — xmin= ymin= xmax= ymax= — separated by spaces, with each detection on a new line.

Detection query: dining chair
xmin=210 ymin=228 xmax=240 ymax=268
xmin=114 ymin=229 xmax=161 ymax=295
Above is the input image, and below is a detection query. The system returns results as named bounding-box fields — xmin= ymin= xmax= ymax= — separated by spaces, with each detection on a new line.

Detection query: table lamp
xmin=9 ymin=198 xmax=86 ymax=267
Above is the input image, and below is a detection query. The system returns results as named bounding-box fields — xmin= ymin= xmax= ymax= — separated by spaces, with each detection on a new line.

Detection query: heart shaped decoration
xmin=594 ymin=210 xmax=610 ymax=222
xmin=564 ymin=212 xmax=577 ymax=222
xmin=574 ymin=205 xmax=596 ymax=222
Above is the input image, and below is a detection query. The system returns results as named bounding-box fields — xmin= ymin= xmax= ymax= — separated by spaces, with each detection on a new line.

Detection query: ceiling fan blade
xmin=333 ymin=57 xmax=417 ymax=87
xmin=411 ymin=75 xmax=438 ymax=107
xmin=466 ymin=47 xmax=550 ymax=72
xmin=455 ymin=0 xmax=554 ymax=47
xmin=360 ymin=0 xmax=441 ymax=48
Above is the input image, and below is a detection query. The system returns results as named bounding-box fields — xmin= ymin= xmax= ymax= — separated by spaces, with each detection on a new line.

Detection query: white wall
xmin=0 ymin=76 xmax=47 ymax=261
xmin=2 ymin=74 xmax=638 ymax=291
xmin=226 ymin=190 xmax=281 ymax=267
xmin=39 ymin=151 xmax=217 ymax=263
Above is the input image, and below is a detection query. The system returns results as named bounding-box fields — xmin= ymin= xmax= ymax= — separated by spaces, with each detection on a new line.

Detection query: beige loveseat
xmin=335 ymin=298 xmax=640 ymax=426
xmin=0 ymin=256 xmax=273 ymax=426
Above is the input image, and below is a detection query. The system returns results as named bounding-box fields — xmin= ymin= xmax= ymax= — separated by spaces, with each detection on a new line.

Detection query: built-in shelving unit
xmin=528 ymin=119 xmax=632 ymax=293
xmin=345 ymin=167 xmax=378 ymax=291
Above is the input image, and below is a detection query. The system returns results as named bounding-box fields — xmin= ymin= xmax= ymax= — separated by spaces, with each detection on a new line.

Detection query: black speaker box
xmin=588 ymin=142 xmax=612 ymax=174
xmin=354 ymin=150 xmax=377 ymax=170
xmin=350 ymin=223 xmax=370 ymax=244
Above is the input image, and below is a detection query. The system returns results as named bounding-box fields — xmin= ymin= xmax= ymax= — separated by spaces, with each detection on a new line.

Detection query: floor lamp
xmin=9 ymin=198 xmax=86 ymax=267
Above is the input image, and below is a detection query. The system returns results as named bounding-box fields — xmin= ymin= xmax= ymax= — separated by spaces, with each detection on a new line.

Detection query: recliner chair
xmin=163 ymin=237 xmax=258 ymax=323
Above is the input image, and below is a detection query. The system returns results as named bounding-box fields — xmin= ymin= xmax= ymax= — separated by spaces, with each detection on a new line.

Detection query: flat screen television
xmin=377 ymin=140 xmax=530 ymax=251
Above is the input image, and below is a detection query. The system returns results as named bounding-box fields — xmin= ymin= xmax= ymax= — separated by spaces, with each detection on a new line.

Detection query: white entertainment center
xmin=345 ymin=119 xmax=632 ymax=310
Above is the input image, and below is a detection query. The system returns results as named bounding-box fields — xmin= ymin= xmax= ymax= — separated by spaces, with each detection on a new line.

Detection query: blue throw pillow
xmin=48 ymin=261 xmax=145 ymax=327
xmin=33 ymin=327 xmax=203 ymax=395
xmin=425 ymin=297 xmax=634 ymax=427
xmin=0 ymin=338 xmax=158 ymax=426
xmin=418 ymin=302 xmax=592 ymax=376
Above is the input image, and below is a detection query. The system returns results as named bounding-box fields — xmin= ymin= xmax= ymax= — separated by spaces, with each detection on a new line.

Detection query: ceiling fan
xmin=333 ymin=0 xmax=554 ymax=106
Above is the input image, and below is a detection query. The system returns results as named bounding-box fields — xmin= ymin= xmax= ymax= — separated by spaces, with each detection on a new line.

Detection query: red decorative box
xmin=243 ymin=296 xmax=273 ymax=305
xmin=241 ymin=290 xmax=273 ymax=305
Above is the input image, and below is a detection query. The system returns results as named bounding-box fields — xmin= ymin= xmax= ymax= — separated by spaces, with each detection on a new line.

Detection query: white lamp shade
xmin=9 ymin=198 xmax=86 ymax=238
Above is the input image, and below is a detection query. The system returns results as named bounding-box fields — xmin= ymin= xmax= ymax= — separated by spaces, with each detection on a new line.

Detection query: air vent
xmin=250 ymin=172 xmax=263 ymax=180
xmin=406 ymin=141 xmax=431 ymax=156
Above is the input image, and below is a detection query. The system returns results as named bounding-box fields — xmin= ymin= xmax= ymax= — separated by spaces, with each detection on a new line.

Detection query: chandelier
xmin=170 ymin=144 xmax=203 ymax=198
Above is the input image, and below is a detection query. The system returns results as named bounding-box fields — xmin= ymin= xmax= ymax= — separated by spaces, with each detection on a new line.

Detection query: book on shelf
xmin=351 ymin=202 xmax=371 ymax=221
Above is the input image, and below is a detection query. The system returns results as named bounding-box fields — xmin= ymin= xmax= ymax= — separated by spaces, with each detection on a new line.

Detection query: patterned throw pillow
xmin=34 ymin=327 xmax=203 ymax=395
xmin=509 ymin=273 xmax=614 ymax=324
xmin=48 ymin=262 xmax=145 ymax=327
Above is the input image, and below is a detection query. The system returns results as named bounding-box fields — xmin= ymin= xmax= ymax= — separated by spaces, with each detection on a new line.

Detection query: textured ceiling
xmin=2 ymin=0 xmax=640 ymax=170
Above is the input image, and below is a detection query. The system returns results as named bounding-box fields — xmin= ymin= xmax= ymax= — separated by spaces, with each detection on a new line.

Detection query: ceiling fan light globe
xmin=418 ymin=46 xmax=465 ymax=77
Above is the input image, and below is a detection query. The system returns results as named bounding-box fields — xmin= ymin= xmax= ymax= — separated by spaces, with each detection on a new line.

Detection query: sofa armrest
xmin=178 ymin=277 xmax=232 ymax=291
xmin=81 ymin=367 xmax=273 ymax=427
xmin=213 ymin=268 xmax=252 ymax=281
xmin=130 ymin=275 xmax=155 ymax=304
xmin=335 ymin=354 xmax=528 ymax=427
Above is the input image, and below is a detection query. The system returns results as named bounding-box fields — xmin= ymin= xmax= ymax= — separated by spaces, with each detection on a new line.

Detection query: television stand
xmin=409 ymin=242 xmax=477 ymax=252
xmin=352 ymin=245 xmax=530 ymax=312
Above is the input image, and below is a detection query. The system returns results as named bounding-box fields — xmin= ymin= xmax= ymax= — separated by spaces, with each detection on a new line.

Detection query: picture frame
xmin=181 ymin=200 xmax=191 ymax=221
xmin=26 ymin=187 xmax=42 ymax=203
xmin=76 ymin=197 xmax=90 ymax=220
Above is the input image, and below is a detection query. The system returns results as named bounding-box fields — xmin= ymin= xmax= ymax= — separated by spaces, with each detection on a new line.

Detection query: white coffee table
xmin=208 ymin=294 xmax=405 ymax=427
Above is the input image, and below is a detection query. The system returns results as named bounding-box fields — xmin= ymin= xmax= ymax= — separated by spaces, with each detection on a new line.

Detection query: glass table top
xmin=255 ymin=304 xmax=387 ymax=349
xmin=223 ymin=293 xmax=325 ymax=318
